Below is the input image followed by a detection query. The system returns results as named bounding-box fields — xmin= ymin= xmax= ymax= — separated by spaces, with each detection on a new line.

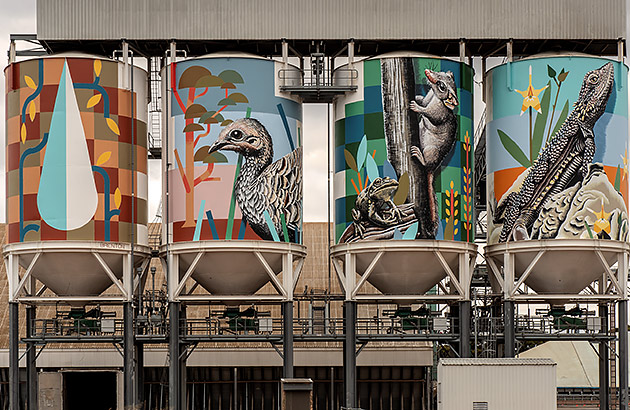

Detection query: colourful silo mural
xmin=5 ymin=56 xmax=148 ymax=244
xmin=334 ymin=55 xmax=474 ymax=243
xmin=164 ymin=56 xmax=303 ymax=243
xmin=486 ymin=56 xmax=629 ymax=244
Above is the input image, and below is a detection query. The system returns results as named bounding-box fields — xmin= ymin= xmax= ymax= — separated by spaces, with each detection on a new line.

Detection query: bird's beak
xmin=208 ymin=138 xmax=228 ymax=154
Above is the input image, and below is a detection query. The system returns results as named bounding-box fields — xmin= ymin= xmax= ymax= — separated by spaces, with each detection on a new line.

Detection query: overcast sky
xmin=0 ymin=0 xmax=331 ymax=223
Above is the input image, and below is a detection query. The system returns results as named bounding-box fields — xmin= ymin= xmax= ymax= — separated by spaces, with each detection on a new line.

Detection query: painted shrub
xmin=487 ymin=56 xmax=629 ymax=244
xmin=164 ymin=57 xmax=303 ymax=243
xmin=5 ymin=57 xmax=148 ymax=244
xmin=334 ymin=56 xmax=474 ymax=243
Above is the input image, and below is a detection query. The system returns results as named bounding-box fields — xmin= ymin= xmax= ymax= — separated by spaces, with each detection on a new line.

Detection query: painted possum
xmin=409 ymin=69 xmax=459 ymax=233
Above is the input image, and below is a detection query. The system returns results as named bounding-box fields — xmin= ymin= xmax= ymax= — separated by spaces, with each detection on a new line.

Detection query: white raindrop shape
xmin=38 ymin=61 xmax=98 ymax=231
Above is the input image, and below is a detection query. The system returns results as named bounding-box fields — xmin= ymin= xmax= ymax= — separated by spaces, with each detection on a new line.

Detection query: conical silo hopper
xmin=485 ymin=54 xmax=629 ymax=298
xmin=160 ymin=54 xmax=306 ymax=301
xmin=331 ymin=52 xmax=476 ymax=299
xmin=3 ymin=54 xmax=151 ymax=301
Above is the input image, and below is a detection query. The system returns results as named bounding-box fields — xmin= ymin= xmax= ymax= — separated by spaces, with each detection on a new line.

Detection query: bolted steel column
xmin=343 ymin=301 xmax=357 ymax=409
xmin=169 ymin=302 xmax=181 ymax=410
xmin=9 ymin=302 xmax=19 ymax=410
xmin=283 ymin=301 xmax=294 ymax=378
xmin=124 ymin=302 xmax=135 ymax=409
xmin=600 ymin=304 xmax=610 ymax=410
xmin=503 ymin=300 xmax=515 ymax=357
xmin=26 ymin=306 xmax=37 ymax=410
xmin=459 ymin=301 xmax=471 ymax=358
xmin=619 ymin=300 xmax=628 ymax=410
xmin=136 ymin=340 xmax=145 ymax=408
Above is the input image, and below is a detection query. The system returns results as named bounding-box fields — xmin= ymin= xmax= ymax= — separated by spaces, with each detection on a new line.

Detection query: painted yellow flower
xmin=621 ymin=147 xmax=628 ymax=179
xmin=515 ymin=66 xmax=548 ymax=115
xmin=591 ymin=201 xmax=611 ymax=235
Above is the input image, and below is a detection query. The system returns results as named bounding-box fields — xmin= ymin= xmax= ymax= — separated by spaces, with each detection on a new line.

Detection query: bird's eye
xmin=589 ymin=74 xmax=599 ymax=84
xmin=247 ymin=137 xmax=257 ymax=144
xmin=437 ymin=81 xmax=447 ymax=93
xmin=230 ymin=130 xmax=243 ymax=140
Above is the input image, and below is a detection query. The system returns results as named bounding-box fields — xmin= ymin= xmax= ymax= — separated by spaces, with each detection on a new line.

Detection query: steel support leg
xmin=137 ymin=341 xmax=145 ymax=408
xmin=283 ymin=301 xmax=294 ymax=378
xmin=9 ymin=302 xmax=19 ymax=410
xmin=459 ymin=301 xmax=471 ymax=358
xmin=619 ymin=300 xmax=628 ymax=410
xmin=503 ymin=300 xmax=515 ymax=357
xmin=26 ymin=306 xmax=36 ymax=410
xmin=600 ymin=304 xmax=610 ymax=410
xmin=124 ymin=302 xmax=135 ymax=409
xmin=343 ymin=301 xmax=357 ymax=409
xmin=169 ymin=302 xmax=181 ymax=410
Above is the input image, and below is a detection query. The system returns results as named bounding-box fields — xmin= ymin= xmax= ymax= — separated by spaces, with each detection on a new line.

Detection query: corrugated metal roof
xmin=439 ymin=358 xmax=556 ymax=366
xmin=37 ymin=0 xmax=625 ymax=41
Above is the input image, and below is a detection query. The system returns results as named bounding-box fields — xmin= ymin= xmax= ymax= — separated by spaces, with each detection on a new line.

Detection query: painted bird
xmin=208 ymin=118 xmax=302 ymax=242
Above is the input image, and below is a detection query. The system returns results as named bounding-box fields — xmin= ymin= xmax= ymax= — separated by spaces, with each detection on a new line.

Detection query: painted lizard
xmin=494 ymin=62 xmax=615 ymax=242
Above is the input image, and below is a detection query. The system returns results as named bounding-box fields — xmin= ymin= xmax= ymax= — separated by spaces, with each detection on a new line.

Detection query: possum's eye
xmin=437 ymin=81 xmax=447 ymax=93
xmin=588 ymin=74 xmax=599 ymax=85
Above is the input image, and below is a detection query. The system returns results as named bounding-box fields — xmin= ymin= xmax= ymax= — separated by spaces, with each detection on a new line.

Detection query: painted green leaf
xmin=497 ymin=129 xmax=530 ymax=168
xmin=194 ymin=146 xmax=210 ymax=161
xmin=393 ymin=172 xmax=409 ymax=205
xmin=199 ymin=111 xmax=224 ymax=124
xmin=444 ymin=217 xmax=454 ymax=240
xmin=357 ymin=135 xmax=368 ymax=171
xmin=218 ymin=70 xmax=244 ymax=84
xmin=365 ymin=151 xmax=379 ymax=182
xmin=550 ymin=100 xmax=570 ymax=138
xmin=227 ymin=92 xmax=249 ymax=103
xmin=532 ymin=81 xmax=551 ymax=160
xmin=195 ymin=75 xmax=223 ymax=88
xmin=547 ymin=65 xmax=556 ymax=79
xmin=344 ymin=149 xmax=358 ymax=172
xmin=185 ymin=103 xmax=206 ymax=119
xmin=615 ymin=165 xmax=621 ymax=191
xmin=218 ymin=98 xmax=236 ymax=106
xmin=183 ymin=123 xmax=204 ymax=133
xmin=178 ymin=66 xmax=212 ymax=88
xmin=402 ymin=222 xmax=418 ymax=240
xmin=206 ymin=151 xmax=228 ymax=164
xmin=585 ymin=223 xmax=594 ymax=239
xmin=558 ymin=70 xmax=569 ymax=82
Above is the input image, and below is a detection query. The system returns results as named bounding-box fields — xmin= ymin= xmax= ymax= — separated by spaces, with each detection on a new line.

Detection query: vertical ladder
xmin=148 ymin=57 xmax=162 ymax=158
xmin=611 ymin=303 xmax=618 ymax=409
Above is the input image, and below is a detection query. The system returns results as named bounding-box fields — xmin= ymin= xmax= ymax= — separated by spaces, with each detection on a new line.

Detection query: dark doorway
xmin=64 ymin=372 xmax=117 ymax=410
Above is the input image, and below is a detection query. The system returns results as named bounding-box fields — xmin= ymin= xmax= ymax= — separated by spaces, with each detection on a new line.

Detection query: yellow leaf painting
xmin=20 ymin=123 xmax=26 ymax=143
xmin=86 ymin=94 xmax=102 ymax=109
xmin=106 ymin=118 xmax=120 ymax=135
xmin=94 ymin=60 xmax=102 ymax=77
xmin=28 ymin=101 xmax=36 ymax=121
xmin=24 ymin=75 xmax=36 ymax=90
xmin=114 ymin=188 xmax=122 ymax=209
xmin=96 ymin=151 xmax=112 ymax=166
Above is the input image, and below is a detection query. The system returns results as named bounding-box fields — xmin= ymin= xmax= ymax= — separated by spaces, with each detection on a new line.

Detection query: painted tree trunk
xmin=381 ymin=58 xmax=435 ymax=238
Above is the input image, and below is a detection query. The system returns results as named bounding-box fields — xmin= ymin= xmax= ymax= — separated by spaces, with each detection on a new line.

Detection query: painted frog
xmin=352 ymin=177 xmax=403 ymax=238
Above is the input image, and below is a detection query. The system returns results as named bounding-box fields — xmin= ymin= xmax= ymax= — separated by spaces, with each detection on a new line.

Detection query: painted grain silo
xmin=3 ymin=54 xmax=150 ymax=300
xmin=331 ymin=53 xmax=476 ymax=297
xmin=485 ymin=54 xmax=630 ymax=297
xmin=162 ymin=53 xmax=306 ymax=298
